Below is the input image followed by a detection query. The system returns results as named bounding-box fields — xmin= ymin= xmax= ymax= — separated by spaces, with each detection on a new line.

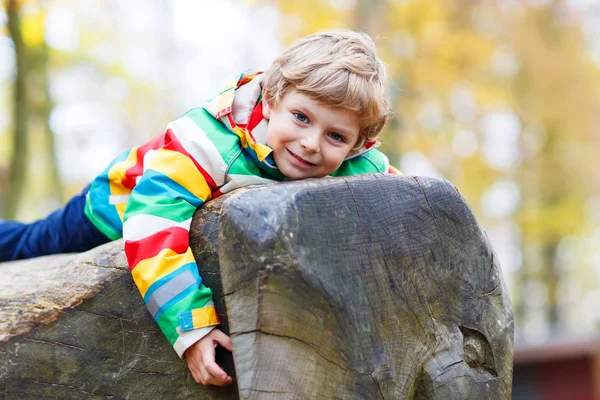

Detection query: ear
xmin=262 ymin=96 xmax=272 ymax=120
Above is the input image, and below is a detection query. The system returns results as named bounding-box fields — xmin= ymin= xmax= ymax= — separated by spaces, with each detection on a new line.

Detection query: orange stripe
xmin=191 ymin=307 xmax=220 ymax=329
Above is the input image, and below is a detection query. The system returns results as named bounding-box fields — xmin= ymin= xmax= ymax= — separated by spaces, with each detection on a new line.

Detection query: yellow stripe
xmin=216 ymin=75 xmax=239 ymax=115
xmin=108 ymin=148 xmax=137 ymax=195
xmin=148 ymin=149 xmax=211 ymax=202
xmin=389 ymin=165 xmax=404 ymax=175
xmin=232 ymin=126 xmax=272 ymax=162
xmin=217 ymin=89 xmax=235 ymax=113
xmin=132 ymin=248 xmax=195 ymax=297
xmin=191 ymin=307 xmax=220 ymax=329
xmin=108 ymin=148 xmax=138 ymax=220
xmin=115 ymin=203 xmax=128 ymax=220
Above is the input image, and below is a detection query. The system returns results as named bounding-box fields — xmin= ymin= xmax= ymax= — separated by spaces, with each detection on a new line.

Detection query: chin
xmin=281 ymin=170 xmax=310 ymax=180
xmin=279 ymin=166 xmax=313 ymax=180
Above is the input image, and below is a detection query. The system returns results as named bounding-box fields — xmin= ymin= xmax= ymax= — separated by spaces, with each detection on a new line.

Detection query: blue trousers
xmin=0 ymin=185 xmax=111 ymax=262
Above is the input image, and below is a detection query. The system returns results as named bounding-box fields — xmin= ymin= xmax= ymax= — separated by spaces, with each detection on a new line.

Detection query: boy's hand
xmin=184 ymin=329 xmax=233 ymax=386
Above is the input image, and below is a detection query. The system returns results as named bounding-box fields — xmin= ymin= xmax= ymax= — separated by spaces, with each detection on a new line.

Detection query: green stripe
xmin=157 ymin=285 xmax=214 ymax=345
xmin=84 ymin=198 xmax=121 ymax=240
xmin=124 ymin=193 xmax=197 ymax=223
xmin=228 ymin=152 xmax=286 ymax=181
xmin=228 ymin=152 xmax=261 ymax=176
xmin=183 ymin=108 xmax=242 ymax=163
xmin=331 ymin=149 xmax=387 ymax=177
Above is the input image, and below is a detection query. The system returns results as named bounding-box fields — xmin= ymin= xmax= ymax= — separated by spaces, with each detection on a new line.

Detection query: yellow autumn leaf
xmin=21 ymin=10 xmax=46 ymax=47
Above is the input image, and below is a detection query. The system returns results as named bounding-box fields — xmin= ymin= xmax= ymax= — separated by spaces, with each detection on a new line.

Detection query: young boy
xmin=0 ymin=29 xmax=400 ymax=386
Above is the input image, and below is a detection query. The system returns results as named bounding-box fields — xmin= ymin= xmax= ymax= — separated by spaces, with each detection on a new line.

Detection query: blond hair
xmin=262 ymin=29 xmax=392 ymax=149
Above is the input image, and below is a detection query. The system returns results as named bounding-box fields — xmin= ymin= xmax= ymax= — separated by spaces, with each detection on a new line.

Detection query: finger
xmin=202 ymin=345 xmax=224 ymax=378
xmin=186 ymin=355 xmax=202 ymax=383
xmin=202 ymin=359 xmax=231 ymax=387
xmin=205 ymin=359 xmax=229 ymax=382
xmin=212 ymin=330 xmax=233 ymax=352
xmin=205 ymin=371 xmax=232 ymax=387
xmin=199 ymin=364 xmax=211 ymax=386
xmin=189 ymin=365 xmax=203 ymax=384
xmin=194 ymin=370 xmax=205 ymax=386
xmin=202 ymin=347 xmax=231 ymax=385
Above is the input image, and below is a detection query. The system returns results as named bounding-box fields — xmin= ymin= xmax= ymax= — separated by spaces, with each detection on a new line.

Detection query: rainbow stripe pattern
xmin=83 ymin=71 xmax=400 ymax=357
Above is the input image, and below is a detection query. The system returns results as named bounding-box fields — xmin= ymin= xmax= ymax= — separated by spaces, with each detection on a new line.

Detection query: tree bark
xmin=4 ymin=0 xmax=29 ymax=219
xmin=0 ymin=175 xmax=513 ymax=399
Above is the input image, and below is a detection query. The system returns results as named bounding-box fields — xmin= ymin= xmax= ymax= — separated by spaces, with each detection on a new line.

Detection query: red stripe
xmin=162 ymin=129 xmax=218 ymax=190
xmin=125 ymin=226 xmax=189 ymax=270
xmin=388 ymin=166 xmax=401 ymax=175
xmin=216 ymin=106 xmax=231 ymax=119
xmin=122 ymin=135 xmax=165 ymax=190
xmin=365 ymin=139 xmax=377 ymax=150
xmin=247 ymin=101 xmax=264 ymax=132
xmin=229 ymin=113 xmax=256 ymax=143
xmin=237 ymin=71 xmax=262 ymax=88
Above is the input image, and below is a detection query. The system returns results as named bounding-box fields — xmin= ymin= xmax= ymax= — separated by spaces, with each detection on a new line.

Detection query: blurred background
xmin=1 ymin=0 xmax=599 ymax=397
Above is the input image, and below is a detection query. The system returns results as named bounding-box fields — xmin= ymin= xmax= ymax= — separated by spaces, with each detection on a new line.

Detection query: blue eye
xmin=294 ymin=112 xmax=308 ymax=123
xmin=329 ymin=132 xmax=345 ymax=142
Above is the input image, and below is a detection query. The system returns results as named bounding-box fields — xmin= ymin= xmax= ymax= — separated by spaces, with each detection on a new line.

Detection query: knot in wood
xmin=463 ymin=335 xmax=485 ymax=368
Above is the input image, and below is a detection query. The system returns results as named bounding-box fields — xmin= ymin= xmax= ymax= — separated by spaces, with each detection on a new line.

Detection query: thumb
xmin=212 ymin=330 xmax=233 ymax=352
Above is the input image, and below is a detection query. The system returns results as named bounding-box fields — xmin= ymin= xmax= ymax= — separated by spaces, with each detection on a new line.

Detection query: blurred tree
xmin=507 ymin=1 xmax=600 ymax=336
xmin=29 ymin=12 xmax=64 ymax=206
xmin=4 ymin=0 xmax=29 ymax=219
xmin=2 ymin=1 xmax=63 ymax=219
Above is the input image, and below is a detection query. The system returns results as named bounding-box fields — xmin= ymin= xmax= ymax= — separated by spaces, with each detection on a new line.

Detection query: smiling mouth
xmin=287 ymin=149 xmax=317 ymax=166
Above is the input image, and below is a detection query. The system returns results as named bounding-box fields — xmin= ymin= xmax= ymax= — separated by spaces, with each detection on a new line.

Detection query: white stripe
xmin=220 ymin=174 xmax=276 ymax=194
xmin=168 ymin=117 xmax=228 ymax=186
xmin=109 ymin=194 xmax=130 ymax=205
xmin=250 ymin=118 xmax=268 ymax=146
xmin=382 ymin=153 xmax=390 ymax=171
xmin=173 ymin=326 xmax=216 ymax=358
xmin=123 ymin=214 xmax=192 ymax=242
xmin=231 ymin=77 xmax=262 ymax=124
xmin=143 ymin=149 xmax=158 ymax=173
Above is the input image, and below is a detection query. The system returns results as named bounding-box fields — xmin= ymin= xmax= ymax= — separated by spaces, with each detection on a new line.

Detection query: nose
xmin=300 ymin=130 xmax=320 ymax=153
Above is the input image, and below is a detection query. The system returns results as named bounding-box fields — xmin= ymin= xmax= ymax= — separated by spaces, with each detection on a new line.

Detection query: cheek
xmin=269 ymin=121 xmax=295 ymax=144
xmin=325 ymin=149 xmax=351 ymax=166
xmin=266 ymin=124 xmax=282 ymax=147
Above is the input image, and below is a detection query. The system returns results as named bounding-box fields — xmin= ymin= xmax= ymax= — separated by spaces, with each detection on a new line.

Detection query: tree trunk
xmin=4 ymin=0 xmax=29 ymax=219
xmin=39 ymin=41 xmax=64 ymax=206
xmin=0 ymin=175 xmax=514 ymax=399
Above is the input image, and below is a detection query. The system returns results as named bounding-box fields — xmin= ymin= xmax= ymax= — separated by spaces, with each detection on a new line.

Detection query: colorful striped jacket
xmin=83 ymin=71 xmax=399 ymax=357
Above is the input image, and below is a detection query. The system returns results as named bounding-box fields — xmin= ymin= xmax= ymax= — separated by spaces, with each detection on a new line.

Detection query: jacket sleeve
xmin=122 ymin=118 xmax=227 ymax=358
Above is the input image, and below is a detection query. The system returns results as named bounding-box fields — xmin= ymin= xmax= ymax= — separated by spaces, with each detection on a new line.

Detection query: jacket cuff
xmin=178 ymin=306 xmax=220 ymax=332
xmin=173 ymin=326 xmax=216 ymax=358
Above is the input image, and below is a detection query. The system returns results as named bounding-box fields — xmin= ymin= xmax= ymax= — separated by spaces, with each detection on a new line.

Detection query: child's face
xmin=263 ymin=90 xmax=360 ymax=180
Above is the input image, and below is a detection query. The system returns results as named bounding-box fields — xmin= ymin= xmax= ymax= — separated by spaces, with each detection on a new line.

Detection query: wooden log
xmin=0 ymin=175 xmax=514 ymax=399
xmin=218 ymin=175 xmax=513 ymax=399
xmin=0 ymin=197 xmax=238 ymax=399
